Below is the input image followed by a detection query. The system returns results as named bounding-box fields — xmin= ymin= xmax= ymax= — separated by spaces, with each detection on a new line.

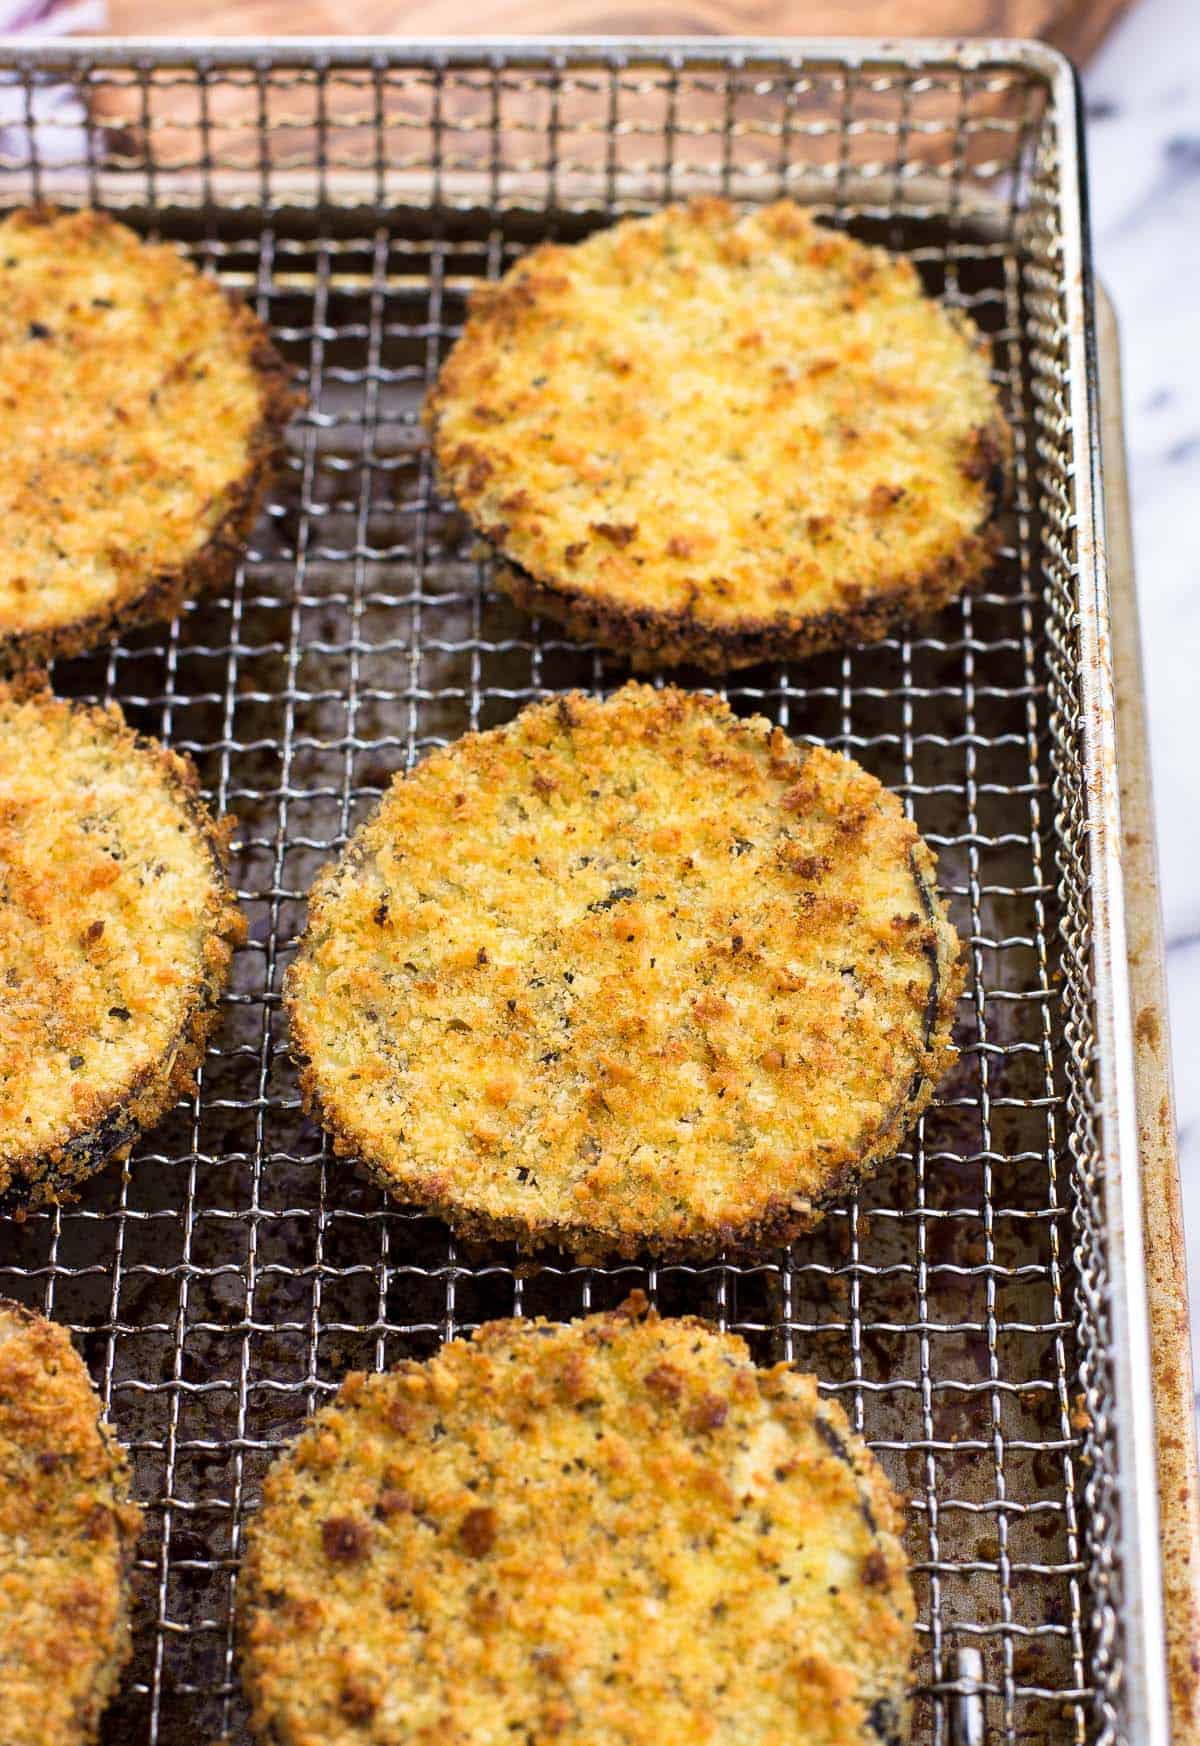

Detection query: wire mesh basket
xmin=0 ymin=38 xmax=1166 ymax=1746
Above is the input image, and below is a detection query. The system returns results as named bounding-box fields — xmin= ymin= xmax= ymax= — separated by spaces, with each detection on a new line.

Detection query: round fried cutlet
xmin=242 ymin=1296 xmax=915 ymax=1746
xmin=426 ymin=198 xmax=1010 ymax=673
xmin=0 ymin=1299 xmax=142 ymax=1746
xmin=286 ymin=683 xmax=962 ymax=1258
xmin=0 ymin=207 xmax=298 ymax=670
xmin=0 ymin=675 xmax=246 ymax=1211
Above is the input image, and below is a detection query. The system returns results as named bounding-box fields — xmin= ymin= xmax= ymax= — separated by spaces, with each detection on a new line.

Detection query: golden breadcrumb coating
xmin=0 ymin=675 xmax=246 ymax=1209
xmin=427 ymin=198 xmax=1010 ymax=673
xmin=242 ymin=1297 xmax=915 ymax=1746
xmin=0 ymin=1300 xmax=142 ymax=1746
xmin=0 ymin=207 xmax=298 ymax=669
xmin=286 ymin=683 xmax=962 ymax=1257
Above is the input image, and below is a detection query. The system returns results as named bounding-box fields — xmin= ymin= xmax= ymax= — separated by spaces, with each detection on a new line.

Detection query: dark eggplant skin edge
xmin=435 ymin=415 xmax=1010 ymax=678
xmin=0 ymin=688 xmax=245 ymax=1214
xmin=0 ymin=1296 xmax=142 ymax=1741
xmin=0 ymin=269 xmax=300 ymax=673
xmin=287 ymin=778 xmax=963 ymax=1264
xmin=239 ymin=1300 xmax=914 ymax=1746
xmin=810 ymin=1401 xmax=914 ymax=1744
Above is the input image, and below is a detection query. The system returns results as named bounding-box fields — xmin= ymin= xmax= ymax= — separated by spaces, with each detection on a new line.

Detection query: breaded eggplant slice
xmin=242 ymin=1295 xmax=915 ymax=1746
xmin=0 ymin=207 xmax=298 ymax=670
xmin=286 ymin=683 xmax=962 ymax=1258
xmin=0 ymin=675 xmax=246 ymax=1210
xmin=0 ymin=1299 xmax=142 ymax=1746
xmin=427 ymin=198 xmax=1010 ymax=673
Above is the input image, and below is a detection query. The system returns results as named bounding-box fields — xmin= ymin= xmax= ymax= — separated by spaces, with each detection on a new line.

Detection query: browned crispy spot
xmin=644 ymin=1363 xmax=685 ymax=1401
xmin=339 ymin=1677 xmax=379 ymax=1723
xmin=862 ymin=1548 xmax=890 ymax=1587
xmin=321 ymin=1515 xmax=373 ymax=1564
xmin=459 ymin=1505 xmax=498 ymax=1557
xmin=687 ymin=1393 xmax=730 ymax=1433
xmin=590 ymin=522 xmax=638 ymax=547
xmin=376 ymin=1488 xmax=414 ymax=1519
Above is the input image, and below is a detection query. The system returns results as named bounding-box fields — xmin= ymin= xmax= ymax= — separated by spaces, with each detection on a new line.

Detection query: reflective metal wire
xmin=0 ymin=44 xmax=1126 ymax=1746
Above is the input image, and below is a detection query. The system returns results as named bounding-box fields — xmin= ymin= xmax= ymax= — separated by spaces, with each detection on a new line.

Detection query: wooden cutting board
xmin=106 ymin=0 xmax=1133 ymax=67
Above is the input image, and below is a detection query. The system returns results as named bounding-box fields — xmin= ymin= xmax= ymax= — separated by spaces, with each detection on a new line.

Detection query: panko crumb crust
xmin=0 ymin=1299 xmax=142 ymax=1746
xmin=285 ymin=683 xmax=962 ymax=1259
xmin=0 ymin=207 xmax=299 ymax=670
xmin=427 ymin=198 xmax=1010 ymax=674
xmin=0 ymin=674 xmax=246 ymax=1211
xmin=242 ymin=1296 xmax=915 ymax=1746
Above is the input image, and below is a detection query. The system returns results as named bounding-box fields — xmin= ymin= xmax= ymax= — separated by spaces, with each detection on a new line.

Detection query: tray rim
xmin=1095 ymin=283 xmax=1198 ymax=1746
xmin=1067 ymin=71 xmax=1171 ymax=1745
xmin=0 ymin=34 xmax=1083 ymax=67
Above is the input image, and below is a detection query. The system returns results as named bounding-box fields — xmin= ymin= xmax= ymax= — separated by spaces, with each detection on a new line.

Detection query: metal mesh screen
xmin=0 ymin=43 xmax=1133 ymax=1746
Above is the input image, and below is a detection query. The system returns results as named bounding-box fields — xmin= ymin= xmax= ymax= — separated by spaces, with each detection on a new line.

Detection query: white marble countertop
xmin=1084 ymin=0 xmax=1200 ymax=1393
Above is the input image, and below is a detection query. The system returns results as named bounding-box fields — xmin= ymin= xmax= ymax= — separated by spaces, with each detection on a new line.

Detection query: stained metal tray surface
xmin=0 ymin=39 xmax=1166 ymax=1746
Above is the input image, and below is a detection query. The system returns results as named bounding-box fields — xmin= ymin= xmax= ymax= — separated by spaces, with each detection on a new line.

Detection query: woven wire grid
xmin=0 ymin=44 xmax=1128 ymax=1746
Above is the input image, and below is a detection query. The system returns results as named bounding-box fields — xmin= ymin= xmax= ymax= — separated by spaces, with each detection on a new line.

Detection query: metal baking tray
xmin=1097 ymin=288 xmax=1200 ymax=1746
xmin=0 ymin=39 xmax=1169 ymax=1746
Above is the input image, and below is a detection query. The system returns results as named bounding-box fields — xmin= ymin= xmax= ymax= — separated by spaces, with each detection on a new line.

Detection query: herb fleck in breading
xmin=242 ymin=1298 xmax=915 ymax=1746
xmin=0 ymin=675 xmax=245 ymax=1209
xmin=285 ymin=683 xmax=962 ymax=1257
xmin=0 ymin=207 xmax=298 ymax=669
xmin=427 ymin=198 xmax=1010 ymax=673
xmin=0 ymin=1300 xmax=142 ymax=1746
